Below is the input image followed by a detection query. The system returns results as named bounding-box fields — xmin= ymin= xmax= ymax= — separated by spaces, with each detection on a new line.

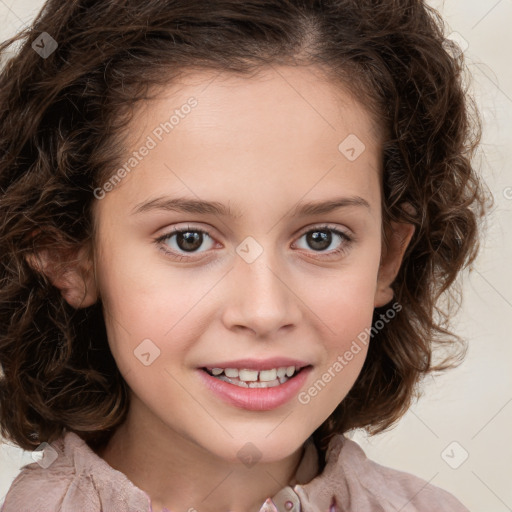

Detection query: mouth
xmin=201 ymin=365 xmax=310 ymax=389
xmin=198 ymin=363 xmax=314 ymax=411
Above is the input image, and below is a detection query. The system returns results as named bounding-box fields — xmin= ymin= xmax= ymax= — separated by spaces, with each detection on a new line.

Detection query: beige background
xmin=0 ymin=0 xmax=511 ymax=510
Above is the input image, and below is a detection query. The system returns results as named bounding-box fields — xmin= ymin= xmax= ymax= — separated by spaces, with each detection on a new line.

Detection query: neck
xmin=96 ymin=397 xmax=307 ymax=512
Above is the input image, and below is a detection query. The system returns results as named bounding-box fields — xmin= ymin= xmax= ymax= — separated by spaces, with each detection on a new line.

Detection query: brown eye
xmin=155 ymin=225 xmax=216 ymax=260
xmin=175 ymin=231 xmax=204 ymax=252
xmin=306 ymin=230 xmax=333 ymax=251
xmin=295 ymin=226 xmax=352 ymax=256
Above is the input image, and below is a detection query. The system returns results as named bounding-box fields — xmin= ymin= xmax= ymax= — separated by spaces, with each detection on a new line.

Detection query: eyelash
xmin=154 ymin=224 xmax=353 ymax=262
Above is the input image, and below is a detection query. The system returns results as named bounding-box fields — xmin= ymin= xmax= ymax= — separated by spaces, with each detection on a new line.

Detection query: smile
xmin=203 ymin=366 xmax=301 ymax=388
xmin=199 ymin=364 xmax=313 ymax=411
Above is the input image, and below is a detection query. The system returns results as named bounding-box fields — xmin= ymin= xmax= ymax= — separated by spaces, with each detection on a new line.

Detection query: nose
xmin=221 ymin=244 xmax=302 ymax=338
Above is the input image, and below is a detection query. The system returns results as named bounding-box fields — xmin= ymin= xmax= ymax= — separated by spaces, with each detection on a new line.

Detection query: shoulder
xmin=1 ymin=431 xmax=150 ymax=512
xmin=0 ymin=434 xmax=72 ymax=511
xmin=312 ymin=435 xmax=470 ymax=512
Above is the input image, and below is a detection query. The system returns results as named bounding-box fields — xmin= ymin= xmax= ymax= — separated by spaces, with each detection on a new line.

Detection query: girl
xmin=0 ymin=1 xmax=492 ymax=511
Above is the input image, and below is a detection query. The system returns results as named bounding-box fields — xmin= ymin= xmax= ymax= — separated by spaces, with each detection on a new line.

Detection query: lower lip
xmin=198 ymin=366 xmax=313 ymax=411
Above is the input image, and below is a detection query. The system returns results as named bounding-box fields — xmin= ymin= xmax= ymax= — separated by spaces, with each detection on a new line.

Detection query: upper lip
xmin=200 ymin=358 xmax=312 ymax=371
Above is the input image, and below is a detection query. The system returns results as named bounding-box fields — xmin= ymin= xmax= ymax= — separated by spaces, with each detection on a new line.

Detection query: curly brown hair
xmin=0 ymin=0 xmax=492 ymax=465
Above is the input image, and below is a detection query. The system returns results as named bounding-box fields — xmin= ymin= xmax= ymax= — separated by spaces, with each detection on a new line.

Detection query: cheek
xmin=303 ymin=250 xmax=381 ymax=342
xmin=297 ymin=273 xmax=376 ymax=427
xmin=324 ymin=283 xmax=377 ymax=352
xmin=95 ymin=248 xmax=216 ymax=375
xmin=298 ymin=252 xmax=379 ymax=407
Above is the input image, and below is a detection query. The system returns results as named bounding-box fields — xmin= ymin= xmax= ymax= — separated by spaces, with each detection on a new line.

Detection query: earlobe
xmin=25 ymin=246 xmax=98 ymax=309
xmin=374 ymin=210 xmax=416 ymax=308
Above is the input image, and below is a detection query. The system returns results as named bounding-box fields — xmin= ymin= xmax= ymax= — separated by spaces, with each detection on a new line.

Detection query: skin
xmin=33 ymin=64 xmax=415 ymax=512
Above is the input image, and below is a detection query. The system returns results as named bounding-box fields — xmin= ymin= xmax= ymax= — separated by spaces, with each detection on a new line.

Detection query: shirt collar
xmin=260 ymin=433 xmax=346 ymax=512
xmin=64 ymin=429 xmax=347 ymax=512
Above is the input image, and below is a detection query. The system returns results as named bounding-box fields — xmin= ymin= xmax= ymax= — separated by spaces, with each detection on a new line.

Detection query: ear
xmin=374 ymin=204 xmax=416 ymax=308
xmin=25 ymin=243 xmax=98 ymax=309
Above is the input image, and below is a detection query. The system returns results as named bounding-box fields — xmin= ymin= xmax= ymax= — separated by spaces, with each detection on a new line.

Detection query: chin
xmin=219 ymin=433 xmax=308 ymax=466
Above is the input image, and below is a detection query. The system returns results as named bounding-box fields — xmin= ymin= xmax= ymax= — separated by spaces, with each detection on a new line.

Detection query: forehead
xmin=96 ymin=65 xmax=383 ymax=225
xmin=130 ymin=64 xmax=382 ymax=151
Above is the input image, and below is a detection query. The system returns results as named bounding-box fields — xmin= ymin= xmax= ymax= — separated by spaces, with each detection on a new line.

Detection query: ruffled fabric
xmin=1 ymin=430 xmax=469 ymax=512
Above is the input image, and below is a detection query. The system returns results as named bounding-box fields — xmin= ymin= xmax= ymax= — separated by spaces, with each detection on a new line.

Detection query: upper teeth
xmin=209 ymin=366 xmax=298 ymax=381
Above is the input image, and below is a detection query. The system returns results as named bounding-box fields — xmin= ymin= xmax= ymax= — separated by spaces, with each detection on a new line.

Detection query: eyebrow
xmin=130 ymin=195 xmax=371 ymax=217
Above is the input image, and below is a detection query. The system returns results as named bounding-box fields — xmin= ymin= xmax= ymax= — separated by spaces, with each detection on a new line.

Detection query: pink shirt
xmin=1 ymin=430 xmax=469 ymax=511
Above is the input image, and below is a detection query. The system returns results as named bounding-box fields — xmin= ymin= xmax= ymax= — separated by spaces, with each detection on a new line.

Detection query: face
xmin=88 ymin=65 xmax=399 ymax=464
